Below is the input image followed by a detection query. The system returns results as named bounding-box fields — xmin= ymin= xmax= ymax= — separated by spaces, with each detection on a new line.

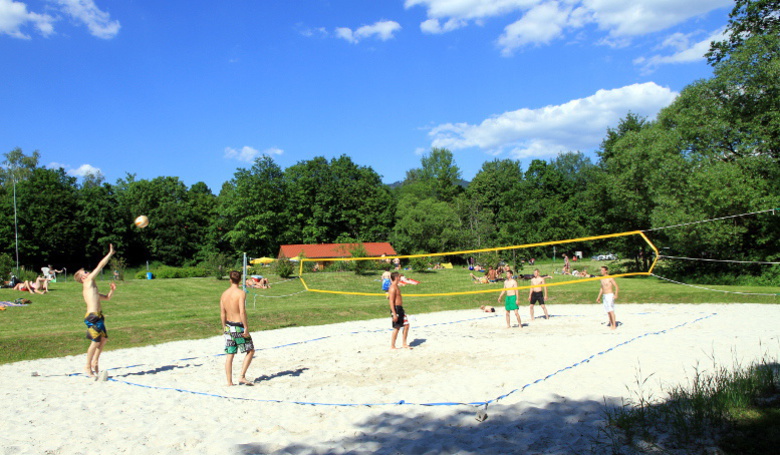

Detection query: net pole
xmin=638 ymin=232 xmax=660 ymax=274
xmin=242 ymin=253 xmax=247 ymax=293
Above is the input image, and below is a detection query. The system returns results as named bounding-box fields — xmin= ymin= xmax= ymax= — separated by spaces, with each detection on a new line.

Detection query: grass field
xmin=2 ymin=263 xmax=778 ymax=365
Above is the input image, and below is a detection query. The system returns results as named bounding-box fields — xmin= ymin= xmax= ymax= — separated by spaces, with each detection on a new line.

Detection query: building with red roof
xmin=277 ymin=242 xmax=396 ymax=260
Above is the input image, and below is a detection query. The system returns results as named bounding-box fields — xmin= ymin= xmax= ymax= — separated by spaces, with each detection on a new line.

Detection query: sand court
xmin=95 ymin=306 xmax=721 ymax=407
xmin=1 ymin=304 xmax=778 ymax=454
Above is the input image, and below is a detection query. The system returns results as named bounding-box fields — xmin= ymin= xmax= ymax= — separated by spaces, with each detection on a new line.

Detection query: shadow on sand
xmin=233 ymin=396 xmax=624 ymax=454
xmin=253 ymin=367 xmax=309 ymax=384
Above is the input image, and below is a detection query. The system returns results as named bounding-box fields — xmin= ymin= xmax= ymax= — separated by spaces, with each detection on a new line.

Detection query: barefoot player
xmin=221 ymin=271 xmax=254 ymax=386
xmin=597 ymin=266 xmax=619 ymax=330
xmin=74 ymin=244 xmax=117 ymax=378
xmin=528 ymin=269 xmax=550 ymax=321
xmin=497 ymin=269 xmax=522 ymax=328
xmin=388 ymin=271 xmax=411 ymax=349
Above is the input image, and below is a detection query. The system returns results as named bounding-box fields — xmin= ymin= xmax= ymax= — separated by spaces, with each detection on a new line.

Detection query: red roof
xmin=278 ymin=242 xmax=397 ymax=259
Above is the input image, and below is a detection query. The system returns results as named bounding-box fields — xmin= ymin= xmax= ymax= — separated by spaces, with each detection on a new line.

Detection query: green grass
xmin=1 ymin=266 xmax=778 ymax=365
xmin=601 ymin=356 xmax=780 ymax=454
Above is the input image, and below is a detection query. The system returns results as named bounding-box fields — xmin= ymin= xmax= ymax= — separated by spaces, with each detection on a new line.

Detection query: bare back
xmin=220 ymin=285 xmax=247 ymax=324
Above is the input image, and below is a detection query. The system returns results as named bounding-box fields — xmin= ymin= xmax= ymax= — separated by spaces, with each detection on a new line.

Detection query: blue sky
xmin=1 ymin=0 xmax=733 ymax=192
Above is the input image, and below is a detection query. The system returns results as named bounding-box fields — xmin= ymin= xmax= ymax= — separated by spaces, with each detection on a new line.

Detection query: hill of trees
xmin=2 ymin=0 xmax=778 ymax=281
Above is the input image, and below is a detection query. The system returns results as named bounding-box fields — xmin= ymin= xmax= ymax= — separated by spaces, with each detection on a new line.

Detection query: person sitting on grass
xmin=470 ymin=272 xmax=488 ymax=284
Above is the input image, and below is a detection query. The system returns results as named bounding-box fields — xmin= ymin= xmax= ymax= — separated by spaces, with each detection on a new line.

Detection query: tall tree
xmin=402 ymin=148 xmax=463 ymax=203
xmin=283 ymin=156 xmax=394 ymax=245
xmin=218 ymin=156 xmax=287 ymax=257
xmin=707 ymin=0 xmax=780 ymax=65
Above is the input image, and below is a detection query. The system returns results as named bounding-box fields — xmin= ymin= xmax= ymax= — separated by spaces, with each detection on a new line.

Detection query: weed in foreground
xmin=594 ymin=352 xmax=780 ymax=454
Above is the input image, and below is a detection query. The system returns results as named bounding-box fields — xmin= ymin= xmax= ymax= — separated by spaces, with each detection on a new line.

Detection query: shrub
xmin=349 ymin=243 xmax=371 ymax=275
xmin=199 ymin=252 xmax=232 ymax=280
xmin=0 ymin=253 xmax=13 ymax=281
xmin=134 ymin=266 xmax=209 ymax=279
xmin=407 ymin=254 xmax=430 ymax=272
xmin=273 ymin=255 xmax=295 ymax=279
xmin=109 ymin=256 xmax=127 ymax=281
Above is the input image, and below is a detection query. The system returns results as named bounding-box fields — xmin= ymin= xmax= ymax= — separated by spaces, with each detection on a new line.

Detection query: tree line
xmin=2 ymin=0 xmax=778 ymax=281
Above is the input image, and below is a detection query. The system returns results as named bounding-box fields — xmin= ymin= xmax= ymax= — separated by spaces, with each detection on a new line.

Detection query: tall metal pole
xmin=12 ymin=168 xmax=19 ymax=273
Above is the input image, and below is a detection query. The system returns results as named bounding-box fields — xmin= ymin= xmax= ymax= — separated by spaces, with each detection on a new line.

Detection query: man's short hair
xmin=229 ymin=270 xmax=241 ymax=284
xmin=390 ymin=271 xmax=400 ymax=281
xmin=601 ymin=266 xmax=609 ymax=272
xmin=74 ymin=269 xmax=85 ymax=283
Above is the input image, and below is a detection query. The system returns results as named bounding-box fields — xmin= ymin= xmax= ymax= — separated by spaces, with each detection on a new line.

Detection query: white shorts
xmin=602 ymin=293 xmax=615 ymax=313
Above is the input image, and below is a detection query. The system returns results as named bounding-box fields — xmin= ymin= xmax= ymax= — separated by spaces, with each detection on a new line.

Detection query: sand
xmin=1 ymin=303 xmax=778 ymax=454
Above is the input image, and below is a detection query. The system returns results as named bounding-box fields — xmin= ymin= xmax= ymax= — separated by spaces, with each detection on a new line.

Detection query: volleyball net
xmin=297 ymin=231 xmax=660 ymax=298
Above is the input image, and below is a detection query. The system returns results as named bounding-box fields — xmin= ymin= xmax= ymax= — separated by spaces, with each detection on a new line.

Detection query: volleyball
xmin=134 ymin=215 xmax=149 ymax=229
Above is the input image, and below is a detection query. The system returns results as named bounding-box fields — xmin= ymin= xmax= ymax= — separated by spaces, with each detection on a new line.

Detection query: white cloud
xmin=427 ymin=82 xmax=678 ymax=159
xmin=420 ymin=17 xmax=468 ymax=34
xmin=0 ymin=0 xmax=55 ymax=39
xmin=0 ymin=0 xmax=119 ymax=39
xmin=54 ymin=0 xmax=120 ymax=39
xmin=224 ymin=146 xmax=283 ymax=163
xmin=405 ymin=0 xmax=537 ymax=21
xmin=634 ymin=28 xmax=727 ymax=72
xmin=70 ymin=163 xmax=103 ymax=178
xmin=582 ymin=0 xmax=731 ymax=37
xmin=335 ymin=20 xmax=401 ymax=44
xmin=297 ymin=24 xmax=328 ymax=38
xmin=497 ymin=2 xmax=574 ymax=55
xmin=407 ymin=0 xmax=731 ymax=51
xmin=48 ymin=162 xmax=104 ymax=178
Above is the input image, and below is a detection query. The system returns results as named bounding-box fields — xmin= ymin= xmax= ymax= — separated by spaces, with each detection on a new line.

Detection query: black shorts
xmin=530 ymin=291 xmax=545 ymax=305
xmin=391 ymin=305 xmax=406 ymax=329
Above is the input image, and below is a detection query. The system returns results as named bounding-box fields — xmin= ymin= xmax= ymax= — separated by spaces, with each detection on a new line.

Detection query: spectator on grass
xmin=562 ymin=254 xmax=571 ymax=275
xmin=470 ymin=272 xmax=488 ymax=284
xmin=487 ymin=267 xmax=499 ymax=282
xmin=245 ymin=276 xmax=270 ymax=289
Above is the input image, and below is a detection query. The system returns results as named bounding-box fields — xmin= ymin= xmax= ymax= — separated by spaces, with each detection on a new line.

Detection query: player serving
xmin=74 ymin=244 xmax=117 ymax=378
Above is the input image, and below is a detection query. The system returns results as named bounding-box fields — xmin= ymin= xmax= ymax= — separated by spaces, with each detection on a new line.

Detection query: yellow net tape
xmin=297 ymin=230 xmax=659 ymax=297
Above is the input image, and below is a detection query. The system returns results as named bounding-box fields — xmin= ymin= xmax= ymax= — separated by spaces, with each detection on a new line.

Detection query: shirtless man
xmin=74 ymin=244 xmax=117 ymax=378
xmin=388 ymin=271 xmax=411 ymax=349
xmin=528 ymin=269 xmax=550 ymax=321
xmin=596 ymin=266 xmax=619 ymax=330
xmin=221 ymin=270 xmax=254 ymax=386
xmin=497 ymin=269 xmax=522 ymax=328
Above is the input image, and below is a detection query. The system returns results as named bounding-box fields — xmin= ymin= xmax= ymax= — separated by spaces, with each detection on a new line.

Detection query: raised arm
xmin=87 ymin=244 xmax=115 ymax=281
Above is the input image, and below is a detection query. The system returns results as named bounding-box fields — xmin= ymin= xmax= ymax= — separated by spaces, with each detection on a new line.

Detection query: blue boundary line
xmin=67 ymin=312 xmax=717 ymax=407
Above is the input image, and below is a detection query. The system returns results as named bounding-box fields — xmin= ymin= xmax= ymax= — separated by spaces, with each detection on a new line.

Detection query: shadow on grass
xmin=233 ymin=397 xmax=623 ymax=454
